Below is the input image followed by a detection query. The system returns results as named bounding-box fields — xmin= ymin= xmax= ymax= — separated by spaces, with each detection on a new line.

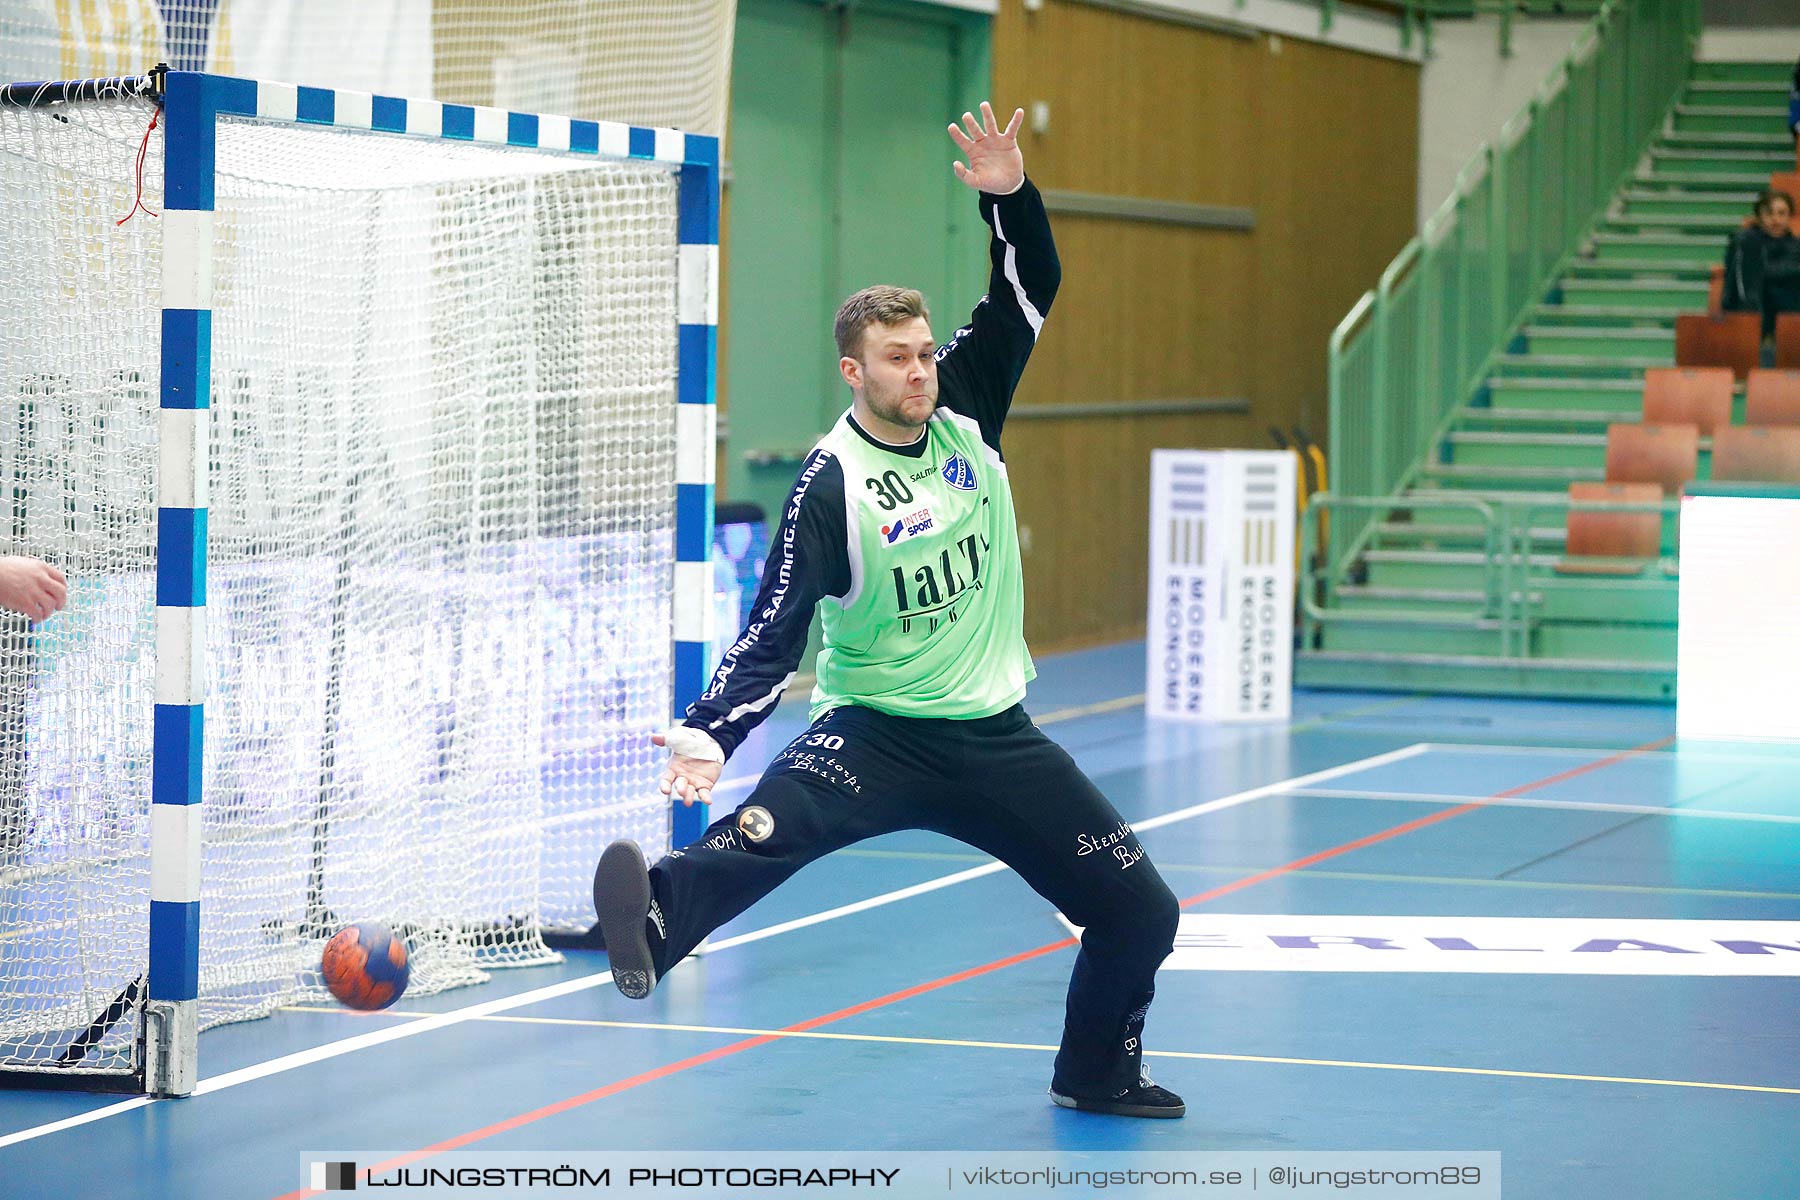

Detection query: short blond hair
xmin=833 ymin=285 xmax=929 ymax=360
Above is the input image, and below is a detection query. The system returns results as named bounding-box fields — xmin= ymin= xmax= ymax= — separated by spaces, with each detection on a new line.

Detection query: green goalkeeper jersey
xmin=685 ymin=179 xmax=1059 ymax=759
xmin=807 ymin=406 xmax=1032 ymax=722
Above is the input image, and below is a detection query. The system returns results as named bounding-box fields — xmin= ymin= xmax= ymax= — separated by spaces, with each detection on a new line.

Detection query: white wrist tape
xmin=662 ymin=726 xmax=725 ymax=763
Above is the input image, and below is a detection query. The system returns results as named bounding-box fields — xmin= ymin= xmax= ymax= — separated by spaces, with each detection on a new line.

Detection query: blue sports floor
xmin=0 ymin=642 xmax=1795 ymax=1198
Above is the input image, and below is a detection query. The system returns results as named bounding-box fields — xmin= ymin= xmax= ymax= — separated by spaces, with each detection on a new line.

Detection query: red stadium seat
xmin=1745 ymin=369 xmax=1800 ymax=426
xmin=1640 ymin=367 xmax=1733 ymax=435
xmin=1604 ymin=422 xmax=1698 ymax=496
xmin=1710 ymin=426 xmax=1800 ymax=483
xmin=1778 ymin=313 xmax=1800 ymax=370
xmin=1675 ymin=313 xmax=1762 ymax=379
xmin=1555 ymin=482 xmax=1662 ymax=576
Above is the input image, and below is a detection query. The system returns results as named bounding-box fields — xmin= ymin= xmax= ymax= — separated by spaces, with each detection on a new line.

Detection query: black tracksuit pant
xmin=645 ymin=702 xmax=1181 ymax=1098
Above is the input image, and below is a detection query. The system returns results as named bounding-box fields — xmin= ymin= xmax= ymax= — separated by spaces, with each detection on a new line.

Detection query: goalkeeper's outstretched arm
xmin=935 ymin=102 xmax=1060 ymax=452
xmin=661 ymin=448 xmax=851 ymax=804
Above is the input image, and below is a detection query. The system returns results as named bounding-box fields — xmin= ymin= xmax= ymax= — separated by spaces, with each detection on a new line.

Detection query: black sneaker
xmin=592 ymin=840 xmax=658 ymax=999
xmin=1049 ymin=1075 xmax=1186 ymax=1119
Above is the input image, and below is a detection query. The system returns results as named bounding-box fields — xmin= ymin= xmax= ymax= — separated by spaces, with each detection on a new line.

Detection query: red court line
xmin=1172 ymin=735 xmax=1673 ymax=910
xmin=271 ymin=735 xmax=1671 ymax=1198
xmin=272 ymin=943 xmax=1070 ymax=1200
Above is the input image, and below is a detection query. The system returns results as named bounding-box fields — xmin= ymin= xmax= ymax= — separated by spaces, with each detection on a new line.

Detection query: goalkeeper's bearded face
xmin=842 ymin=316 xmax=939 ymax=431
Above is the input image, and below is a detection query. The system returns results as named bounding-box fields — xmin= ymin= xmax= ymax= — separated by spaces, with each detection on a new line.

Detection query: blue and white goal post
xmin=0 ymin=68 xmax=717 ymax=1097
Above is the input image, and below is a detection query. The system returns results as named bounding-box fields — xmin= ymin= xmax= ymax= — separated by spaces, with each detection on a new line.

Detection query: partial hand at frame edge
xmin=0 ymin=556 xmax=67 ymax=622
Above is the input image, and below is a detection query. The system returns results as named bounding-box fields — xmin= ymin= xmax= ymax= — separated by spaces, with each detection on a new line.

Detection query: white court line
xmin=0 ymin=741 xmax=1427 ymax=1148
xmin=1033 ymin=693 xmax=1145 ymax=725
xmin=0 ymin=973 xmax=619 ymax=1150
xmin=703 ymin=743 xmax=1432 ymax=952
xmin=1415 ymin=741 xmax=1797 ymax=766
xmin=0 ymin=1096 xmax=154 ymax=1147
xmin=704 ymin=694 xmax=1147 ymax=802
xmin=1281 ymin=787 xmax=1800 ymax=826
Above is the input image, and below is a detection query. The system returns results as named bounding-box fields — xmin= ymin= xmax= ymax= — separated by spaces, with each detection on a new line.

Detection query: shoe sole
xmin=592 ymin=841 xmax=657 ymax=1000
xmin=1048 ymin=1089 xmax=1185 ymax=1119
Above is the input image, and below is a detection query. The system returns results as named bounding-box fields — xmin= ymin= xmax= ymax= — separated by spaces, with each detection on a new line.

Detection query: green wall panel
xmin=727 ymin=0 xmax=993 ymax=525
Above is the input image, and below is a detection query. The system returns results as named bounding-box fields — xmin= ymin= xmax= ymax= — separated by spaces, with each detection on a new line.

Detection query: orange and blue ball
xmin=321 ymin=922 xmax=410 ymax=1011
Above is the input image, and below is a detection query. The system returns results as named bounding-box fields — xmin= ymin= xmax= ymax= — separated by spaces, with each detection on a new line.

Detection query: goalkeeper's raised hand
xmin=948 ymin=101 xmax=1026 ymax=196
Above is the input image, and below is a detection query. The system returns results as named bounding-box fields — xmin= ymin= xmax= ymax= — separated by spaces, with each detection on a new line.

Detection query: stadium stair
xmin=1297 ymin=60 xmax=1791 ymax=702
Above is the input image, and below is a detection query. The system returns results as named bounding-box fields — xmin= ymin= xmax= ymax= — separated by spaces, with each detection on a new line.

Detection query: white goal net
xmin=0 ymin=1 xmax=736 ymax=138
xmin=0 ymin=89 xmax=679 ymax=1078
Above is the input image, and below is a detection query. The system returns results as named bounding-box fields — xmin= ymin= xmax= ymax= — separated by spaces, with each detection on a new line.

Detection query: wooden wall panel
xmin=1249 ymin=37 xmax=1421 ymax=448
xmin=993 ymin=2 xmax=1419 ymax=649
xmin=1023 ymin=216 xmax=1256 ymax=406
xmin=1004 ymin=412 xmax=1257 ymax=653
xmin=722 ymin=0 xmax=991 ymax=524
xmin=993 ymin=2 xmax=1260 ymax=206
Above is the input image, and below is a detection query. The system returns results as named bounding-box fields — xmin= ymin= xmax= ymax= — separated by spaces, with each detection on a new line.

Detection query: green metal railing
xmin=1300 ymin=493 xmax=1679 ymax=659
xmin=1325 ymin=0 xmax=1700 ymax=576
xmin=1339 ymin=2 xmax=1612 ymax=58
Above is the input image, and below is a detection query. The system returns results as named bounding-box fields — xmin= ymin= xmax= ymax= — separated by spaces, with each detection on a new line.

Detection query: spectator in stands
xmin=1722 ymin=189 xmax=1800 ymax=356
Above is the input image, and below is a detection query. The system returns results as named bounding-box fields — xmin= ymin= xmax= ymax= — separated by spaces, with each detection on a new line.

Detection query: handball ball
xmin=321 ymin=922 xmax=410 ymax=1011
